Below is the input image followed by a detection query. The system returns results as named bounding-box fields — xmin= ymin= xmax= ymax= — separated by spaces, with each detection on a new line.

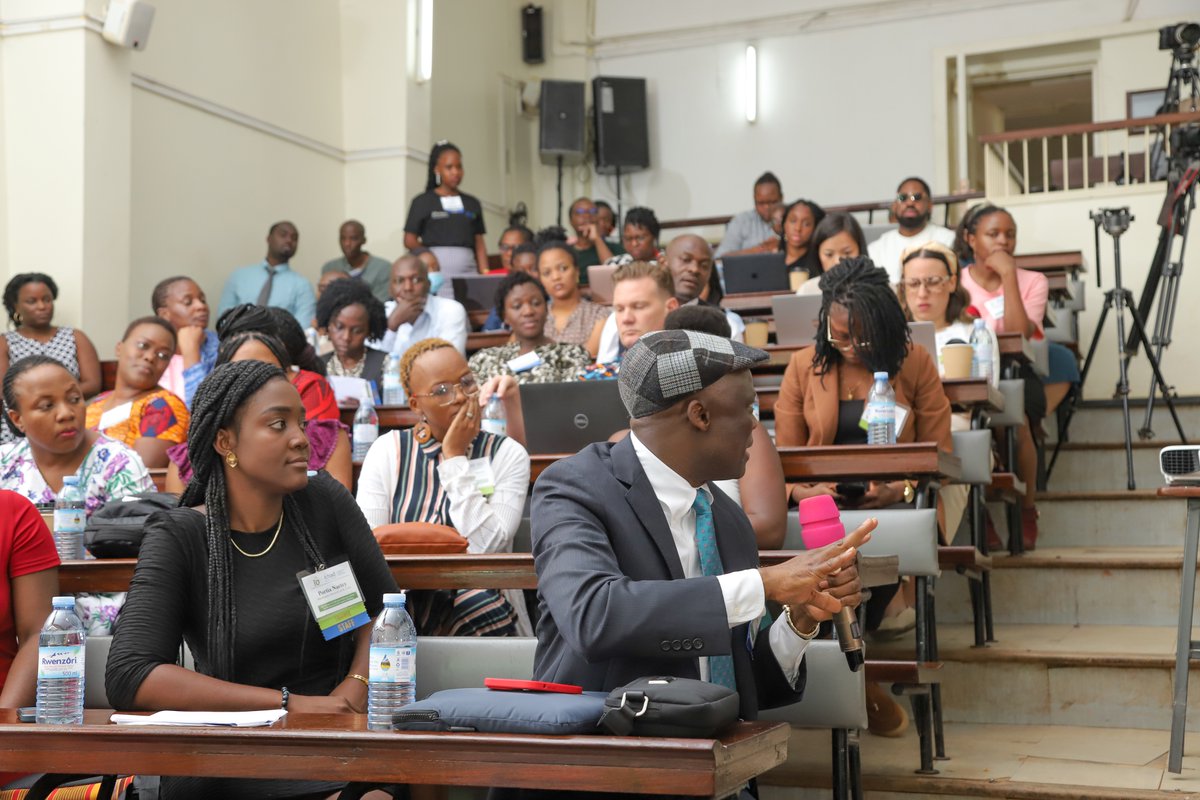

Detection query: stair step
xmin=1046 ymin=442 xmax=1168 ymax=491
xmin=760 ymin=722 xmax=1198 ymax=799
xmin=1031 ymin=493 xmax=1180 ymax=547
xmin=1048 ymin=402 xmax=1200 ymax=444
xmin=937 ymin=546 xmax=1196 ymax=625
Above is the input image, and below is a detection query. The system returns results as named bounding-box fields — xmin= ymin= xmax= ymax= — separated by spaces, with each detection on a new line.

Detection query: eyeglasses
xmin=498 ymin=243 xmax=518 ymax=252
xmin=411 ymin=374 xmax=480 ymax=406
xmin=901 ymin=276 xmax=952 ymax=292
xmin=132 ymin=340 xmax=174 ymax=363
xmin=573 ymin=206 xmax=598 ymax=216
xmin=896 ymin=192 xmax=926 ymax=203
xmin=826 ymin=322 xmax=870 ymax=352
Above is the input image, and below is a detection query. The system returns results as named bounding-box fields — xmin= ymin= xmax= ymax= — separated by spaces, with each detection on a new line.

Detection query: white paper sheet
xmin=109 ymin=708 xmax=287 ymax=727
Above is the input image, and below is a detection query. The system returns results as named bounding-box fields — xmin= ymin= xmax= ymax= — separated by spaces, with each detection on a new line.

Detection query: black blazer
xmin=319 ymin=348 xmax=387 ymax=390
xmin=530 ymin=436 xmax=805 ymax=721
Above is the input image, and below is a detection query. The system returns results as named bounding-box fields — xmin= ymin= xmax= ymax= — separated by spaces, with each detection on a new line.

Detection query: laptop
xmin=908 ymin=321 xmax=937 ymax=356
xmin=519 ymin=381 xmax=629 ymax=454
xmin=720 ymin=252 xmax=790 ymax=295
xmin=452 ymin=275 xmax=506 ymax=313
xmin=587 ymin=264 xmax=618 ymax=305
xmin=772 ymin=294 xmax=824 ymax=347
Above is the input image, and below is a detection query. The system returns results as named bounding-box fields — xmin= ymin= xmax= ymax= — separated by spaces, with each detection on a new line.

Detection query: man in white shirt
xmin=529 ymin=329 xmax=871 ymax=727
xmin=374 ymin=254 xmax=469 ymax=357
xmin=867 ymin=177 xmax=956 ymax=283
xmin=715 ymin=172 xmax=783 ymax=257
xmin=664 ymin=234 xmax=746 ymax=342
xmin=594 ymin=261 xmax=680 ymax=365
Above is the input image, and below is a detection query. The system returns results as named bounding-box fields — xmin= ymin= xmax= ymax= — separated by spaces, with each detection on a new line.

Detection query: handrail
xmin=978 ymin=110 xmax=1200 ymax=145
xmin=659 ymin=190 xmax=985 ymax=231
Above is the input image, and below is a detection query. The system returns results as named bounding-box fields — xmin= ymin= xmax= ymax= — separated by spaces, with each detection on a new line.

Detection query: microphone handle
xmin=833 ymin=607 xmax=865 ymax=672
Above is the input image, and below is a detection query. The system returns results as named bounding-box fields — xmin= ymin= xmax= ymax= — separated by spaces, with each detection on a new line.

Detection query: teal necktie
xmin=692 ymin=490 xmax=737 ymax=692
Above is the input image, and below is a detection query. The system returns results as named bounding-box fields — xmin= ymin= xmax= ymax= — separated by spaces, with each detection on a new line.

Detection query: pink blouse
xmin=960 ymin=266 xmax=1047 ymax=339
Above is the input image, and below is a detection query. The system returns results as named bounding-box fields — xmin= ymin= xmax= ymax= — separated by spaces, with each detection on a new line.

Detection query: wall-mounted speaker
xmin=522 ymin=5 xmax=544 ymax=65
xmin=593 ymin=76 xmax=649 ymax=174
xmin=539 ymin=80 xmax=585 ymax=164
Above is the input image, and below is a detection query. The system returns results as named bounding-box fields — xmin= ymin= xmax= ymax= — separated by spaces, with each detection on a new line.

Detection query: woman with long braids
xmin=774 ymin=257 xmax=952 ymax=739
xmin=106 ymin=360 xmax=396 ymax=799
xmin=403 ymin=141 xmax=490 ymax=291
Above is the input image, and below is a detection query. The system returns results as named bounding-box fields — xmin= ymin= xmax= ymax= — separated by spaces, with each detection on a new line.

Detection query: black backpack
xmin=84 ymin=492 xmax=180 ymax=558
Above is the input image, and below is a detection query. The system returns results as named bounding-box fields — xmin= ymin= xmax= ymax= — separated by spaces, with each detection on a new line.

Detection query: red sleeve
xmin=5 ymin=492 xmax=59 ymax=579
xmin=294 ymin=370 xmax=341 ymax=421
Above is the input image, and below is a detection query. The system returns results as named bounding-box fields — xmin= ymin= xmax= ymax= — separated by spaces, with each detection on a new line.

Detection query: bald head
xmin=391 ymin=254 xmax=430 ymax=301
xmin=665 ymin=234 xmax=715 ymax=302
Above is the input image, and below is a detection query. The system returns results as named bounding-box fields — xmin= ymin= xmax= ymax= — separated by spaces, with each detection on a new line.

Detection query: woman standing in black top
xmin=106 ymin=360 xmax=397 ymax=800
xmin=404 ymin=141 xmax=489 ymax=294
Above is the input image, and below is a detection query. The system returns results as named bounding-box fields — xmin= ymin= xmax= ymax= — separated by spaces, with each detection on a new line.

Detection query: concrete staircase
xmin=762 ymin=400 xmax=1200 ymax=799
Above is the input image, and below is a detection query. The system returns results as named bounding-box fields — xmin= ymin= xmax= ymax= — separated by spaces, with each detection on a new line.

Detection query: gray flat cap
xmin=618 ymin=330 xmax=768 ymax=419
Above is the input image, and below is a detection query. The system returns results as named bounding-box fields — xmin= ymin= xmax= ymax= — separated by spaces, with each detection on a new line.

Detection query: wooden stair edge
xmin=864 ymin=660 xmax=941 ymax=685
xmin=991 ymin=551 xmax=1184 ymax=569
xmin=938 ymin=545 xmax=992 ymax=574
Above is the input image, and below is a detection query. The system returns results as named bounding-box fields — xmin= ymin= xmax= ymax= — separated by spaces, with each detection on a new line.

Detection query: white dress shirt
xmin=628 ymin=432 xmax=809 ymax=685
xmin=595 ymin=305 xmax=745 ymax=365
xmin=375 ymin=295 xmax=470 ymax=357
xmin=867 ymin=223 xmax=956 ymax=284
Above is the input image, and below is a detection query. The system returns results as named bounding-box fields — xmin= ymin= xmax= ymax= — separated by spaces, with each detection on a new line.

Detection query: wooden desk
xmin=1014 ymin=250 xmax=1085 ymax=276
xmin=720 ymin=290 xmax=789 ymax=315
xmin=996 ymin=332 xmax=1033 ymax=365
xmin=942 ymin=378 xmax=1005 ymax=415
xmin=1161 ymin=485 xmax=1200 ymax=774
xmin=467 ymin=331 xmax=511 ymax=355
xmin=340 ymin=405 xmax=420 ymax=429
xmin=777 ymin=443 xmax=961 ymax=484
xmin=0 ymin=710 xmax=788 ymax=797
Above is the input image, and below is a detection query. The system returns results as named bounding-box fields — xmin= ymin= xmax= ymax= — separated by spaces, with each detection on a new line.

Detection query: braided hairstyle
xmin=811 ymin=256 xmax=911 ymax=378
xmin=182 ymin=361 xmax=327 ymax=682
xmin=216 ymin=331 xmax=292 ymax=370
xmin=2 ymin=355 xmax=63 ymax=436
xmin=215 ymin=303 xmax=274 ymax=340
xmin=315 ymin=278 xmax=387 ymax=342
xmin=425 ymin=141 xmax=461 ymax=192
xmin=3 ymin=273 xmax=58 ymax=328
xmin=265 ymin=307 xmax=326 ymax=376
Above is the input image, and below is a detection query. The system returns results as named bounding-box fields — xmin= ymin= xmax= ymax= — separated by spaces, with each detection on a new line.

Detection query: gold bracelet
xmin=347 ymin=673 xmax=369 ymax=688
xmin=781 ymin=605 xmax=821 ymax=640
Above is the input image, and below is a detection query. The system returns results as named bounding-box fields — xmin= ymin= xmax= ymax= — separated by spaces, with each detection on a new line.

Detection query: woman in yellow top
xmin=85 ymin=316 xmax=189 ymax=469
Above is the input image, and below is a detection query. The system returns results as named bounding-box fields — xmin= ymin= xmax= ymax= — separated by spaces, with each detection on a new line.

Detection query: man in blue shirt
xmin=218 ymin=221 xmax=316 ymax=327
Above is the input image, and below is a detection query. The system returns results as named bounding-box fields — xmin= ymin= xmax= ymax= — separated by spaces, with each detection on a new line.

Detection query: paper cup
xmin=744 ymin=321 xmax=769 ymax=348
xmin=942 ymin=343 xmax=974 ymax=379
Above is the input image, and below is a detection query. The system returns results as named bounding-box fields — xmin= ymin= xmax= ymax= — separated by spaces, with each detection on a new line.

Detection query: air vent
xmin=1163 ymin=449 xmax=1200 ymax=476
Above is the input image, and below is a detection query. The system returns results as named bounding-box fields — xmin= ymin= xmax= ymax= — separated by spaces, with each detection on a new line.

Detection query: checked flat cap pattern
xmin=618 ymin=329 xmax=768 ymax=418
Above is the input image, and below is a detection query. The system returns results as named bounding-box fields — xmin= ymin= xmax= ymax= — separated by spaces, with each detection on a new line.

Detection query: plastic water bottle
xmin=481 ymin=393 xmax=506 ymax=437
xmin=382 ymin=354 xmax=405 ymax=405
xmin=53 ymin=477 xmax=86 ymax=561
xmin=368 ymin=592 xmax=417 ymax=731
xmin=865 ymin=371 xmax=897 ymax=445
xmin=36 ymin=596 xmax=85 ymax=724
xmin=970 ymin=318 xmax=993 ymax=382
xmin=352 ymin=388 xmax=379 ymax=462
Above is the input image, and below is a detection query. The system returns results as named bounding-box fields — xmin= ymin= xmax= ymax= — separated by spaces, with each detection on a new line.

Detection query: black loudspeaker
xmin=521 ymin=5 xmax=544 ymax=65
xmin=539 ymin=80 xmax=586 ymax=164
xmin=593 ymin=76 xmax=649 ymax=174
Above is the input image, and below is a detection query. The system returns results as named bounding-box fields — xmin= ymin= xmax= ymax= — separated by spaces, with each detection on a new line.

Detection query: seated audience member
xmin=378 ymin=255 xmax=469 ymax=359
xmin=781 ymin=199 xmax=827 ymax=281
xmin=595 ymin=200 xmax=620 ymax=245
xmin=568 ymin=197 xmax=621 ymax=274
xmin=215 ymin=304 xmax=341 ymax=422
xmin=716 ymin=171 xmax=784 ymax=256
xmin=495 ymin=224 xmax=534 ymax=274
xmin=528 ymin=328 xmax=870 ymax=731
xmin=664 ymin=234 xmax=746 ymax=342
xmin=309 ymin=269 xmax=350 ymax=357
xmin=796 ymin=212 xmax=870 ymax=295
xmin=482 ymin=243 xmax=542 ymax=333
xmin=153 ymin=276 xmax=219 ymax=408
xmin=605 ymin=206 xmax=662 ymax=266
xmin=1 ymin=356 xmax=153 ymax=636
xmin=663 ymin=305 xmax=785 ymax=548
xmin=956 ymin=204 xmax=1077 ymax=549
xmin=0 ymin=274 xmax=101 ymax=446
xmin=85 ymin=317 xmax=189 ymax=469
xmin=315 ymin=278 xmax=388 ymax=391
xmin=591 ymin=261 xmax=679 ymax=371
xmin=356 ymin=338 xmax=530 ymax=636
xmin=166 ymin=332 xmax=352 ymax=493
xmin=538 ymin=239 xmax=610 ymax=356
xmin=321 ymin=219 xmax=392 ymax=303
xmin=775 ymin=258 xmax=951 ymax=737
xmin=468 ymin=273 xmax=591 ymax=384
xmin=106 ymin=361 xmax=397 ymax=800
xmin=217 ymin=221 xmax=316 ymax=328
xmin=409 ymin=246 xmax=447 ymax=297
xmin=868 ymin=177 xmax=956 ymax=283
xmin=405 ymin=142 xmax=489 ymax=283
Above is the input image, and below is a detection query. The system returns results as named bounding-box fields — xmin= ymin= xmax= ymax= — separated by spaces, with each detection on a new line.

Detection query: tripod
xmin=1051 ymin=208 xmax=1187 ymax=490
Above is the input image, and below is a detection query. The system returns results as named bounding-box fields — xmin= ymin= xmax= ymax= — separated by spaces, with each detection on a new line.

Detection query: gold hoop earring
xmin=414 ymin=421 xmax=432 ymax=444
xmin=225 ymin=451 xmax=239 ymax=469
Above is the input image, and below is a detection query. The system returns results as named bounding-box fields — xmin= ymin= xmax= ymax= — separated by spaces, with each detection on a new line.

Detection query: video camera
xmin=1159 ymin=22 xmax=1200 ymax=55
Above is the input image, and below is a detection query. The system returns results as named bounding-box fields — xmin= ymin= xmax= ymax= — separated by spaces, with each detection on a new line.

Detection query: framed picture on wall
xmin=1127 ymin=88 xmax=1166 ymax=120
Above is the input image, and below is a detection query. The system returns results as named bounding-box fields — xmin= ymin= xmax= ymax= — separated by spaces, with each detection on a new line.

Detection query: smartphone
xmin=17 ymin=706 xmax=35 ymax=723
xmin=835 ymin=482 xmax=868 ymax=502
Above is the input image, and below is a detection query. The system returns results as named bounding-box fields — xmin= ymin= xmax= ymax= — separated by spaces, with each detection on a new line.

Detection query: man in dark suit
xmin=531 ymin=330 xmax=872 ymax=722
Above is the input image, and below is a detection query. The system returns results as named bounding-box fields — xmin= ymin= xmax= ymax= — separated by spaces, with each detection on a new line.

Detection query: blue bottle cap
xmin=51 ymin=596 xmax=76 ymax=609
xmin=873 ymin=371 xmax=889 ymax=381
xmin=382 ymin=592 xmax=407 ymax=606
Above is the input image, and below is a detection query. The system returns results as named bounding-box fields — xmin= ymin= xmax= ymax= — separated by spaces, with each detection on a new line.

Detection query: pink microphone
xmin=797 ymin=496 xmax=864 ymax=671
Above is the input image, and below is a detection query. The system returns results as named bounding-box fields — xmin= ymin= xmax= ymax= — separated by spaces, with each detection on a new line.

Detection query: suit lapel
xmin=611 ymin=437 xmax=686 ymax=580
xmin=811 ymin=360 xmax=841 ymax=445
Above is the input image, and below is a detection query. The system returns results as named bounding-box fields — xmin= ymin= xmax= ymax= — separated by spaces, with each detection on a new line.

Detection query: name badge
xmin=430 ymin=211 xmax=450 ymax=220
xmin=983 ymin=294 xmax=1006 ymax=321
xmin=440 ymin=195 xmax=465 ymax=213
xmin=297 ymin=561 xmax=371 ymax=641
xmin=859 ymin=403 xmax=911 ymax=436
xmin=506 ymin=351 xmax=543 ymax=374
xmin=467 ymin=457 xmax=497 ymax=497
xmin=97 ymin=401 xmax=133 ymax=431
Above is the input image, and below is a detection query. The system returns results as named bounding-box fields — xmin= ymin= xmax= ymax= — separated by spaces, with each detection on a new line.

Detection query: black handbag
xmin=599 ymin=676 xmax=739 ymax=737
xmin=390 ymin=688 xmax=607 ymax=734
xmin=83 ymin=492 xmax=179 ymax=558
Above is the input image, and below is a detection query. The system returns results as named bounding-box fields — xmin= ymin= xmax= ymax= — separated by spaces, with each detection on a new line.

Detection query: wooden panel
xmin=340 ymin=405 xmax=421 ymax=430
xmin=101 ymin=360 xmax=118 ymax=393
xmin=941 ymin=378 xmax=1004 ymax=413
xmin=467 ymin=331 xmax=511 ymax=355
xmin=1015 ymin=251 xmax=1085 ymax=275
xmin=1159 ymin=486 xmax=1200 ymax=499
xmin=777 ymin=443 xmax=961 ymax=483
xmin=977 ymin=110 xmax=1200 ymax=143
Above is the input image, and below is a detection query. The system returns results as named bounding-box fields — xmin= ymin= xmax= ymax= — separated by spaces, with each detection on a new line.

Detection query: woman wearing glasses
xmin=355 ymin=338 xmax=531 ymax=636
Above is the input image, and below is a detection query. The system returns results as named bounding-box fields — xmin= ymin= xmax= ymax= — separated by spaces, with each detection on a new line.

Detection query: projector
xmin=1161 ymin=446 xmax=1200 ymax=485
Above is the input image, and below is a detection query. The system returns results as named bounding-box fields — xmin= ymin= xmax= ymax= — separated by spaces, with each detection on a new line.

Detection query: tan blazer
xmin=775 ymin=343 xmax=952 ymax=453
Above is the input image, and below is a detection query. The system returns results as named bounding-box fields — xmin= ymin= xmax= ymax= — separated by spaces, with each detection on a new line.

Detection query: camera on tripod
xmin=1159 ymin=22 xmax=1200 ymax=55
xmin=1089 ymin=208 xmax=1134 ymax=237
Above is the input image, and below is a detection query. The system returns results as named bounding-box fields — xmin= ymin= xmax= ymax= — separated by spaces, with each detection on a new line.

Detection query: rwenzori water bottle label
xmin=38 ymin=645 xmax=84 ymax=680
